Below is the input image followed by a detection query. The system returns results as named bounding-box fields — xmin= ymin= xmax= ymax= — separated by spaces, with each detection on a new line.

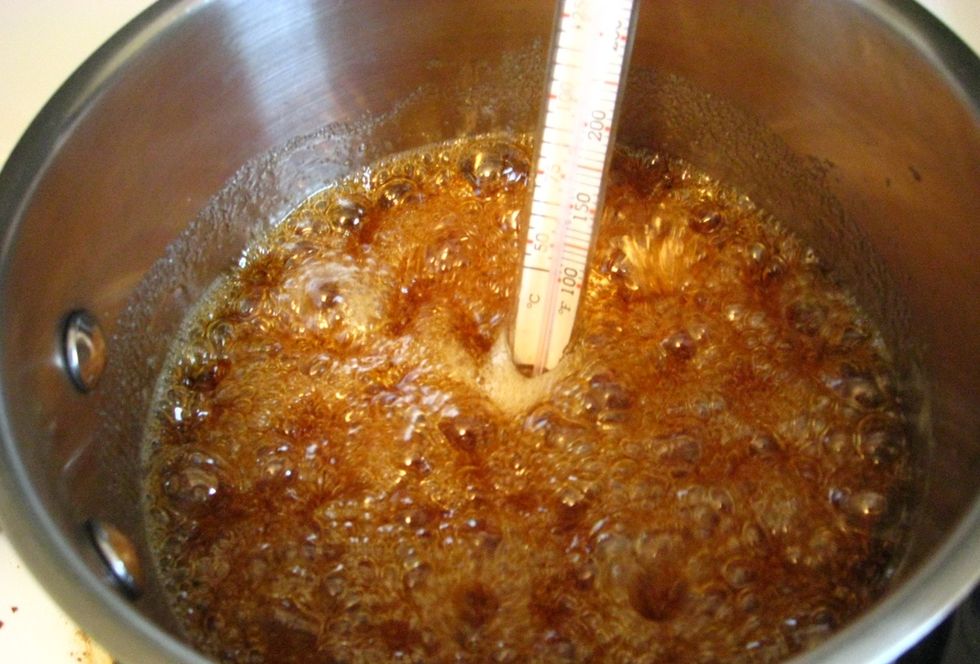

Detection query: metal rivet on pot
xmin=62 ymin=310 xmax=106 ymax=392
xmin=87 ymin=519 xmax=143 ymax=598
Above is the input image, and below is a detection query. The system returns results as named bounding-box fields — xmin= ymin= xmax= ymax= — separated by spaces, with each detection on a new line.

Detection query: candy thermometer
xmin=512 ymin=0 xmax=639 ymax=373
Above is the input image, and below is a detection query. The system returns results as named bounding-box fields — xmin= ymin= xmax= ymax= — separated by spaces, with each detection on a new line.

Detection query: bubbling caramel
xmin=143 ymin=135 xmax=913 ymax=663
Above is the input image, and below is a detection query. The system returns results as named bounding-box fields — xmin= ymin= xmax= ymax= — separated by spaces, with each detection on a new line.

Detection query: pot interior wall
xmin=0 ymin=1 xmax=977 ymax=661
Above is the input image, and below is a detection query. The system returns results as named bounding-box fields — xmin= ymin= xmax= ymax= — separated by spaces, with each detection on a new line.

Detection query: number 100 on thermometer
xmin=512 ymin=0 xmax=638 ymax=373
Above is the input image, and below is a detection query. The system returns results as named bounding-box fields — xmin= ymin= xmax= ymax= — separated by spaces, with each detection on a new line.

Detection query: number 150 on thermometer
xmin=511 ymin=0 xmax=639 ymax=374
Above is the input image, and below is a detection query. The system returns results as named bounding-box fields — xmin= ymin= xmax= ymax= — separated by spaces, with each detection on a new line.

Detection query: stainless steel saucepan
xmin=0 ymin=1 xmax=977 ymax=662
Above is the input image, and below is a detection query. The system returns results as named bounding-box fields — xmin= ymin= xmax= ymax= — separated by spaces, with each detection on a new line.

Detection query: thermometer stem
xmin=512 ymin=0 xmax=639 ymax=374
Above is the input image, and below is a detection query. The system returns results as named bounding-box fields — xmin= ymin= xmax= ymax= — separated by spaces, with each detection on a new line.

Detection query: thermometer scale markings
xmin=512 ymin=0 xmax=638 ymax=373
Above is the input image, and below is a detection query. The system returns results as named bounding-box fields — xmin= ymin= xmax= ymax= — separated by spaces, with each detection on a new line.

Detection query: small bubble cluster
xmin=143 ymin=136 xmax=914 ymax=663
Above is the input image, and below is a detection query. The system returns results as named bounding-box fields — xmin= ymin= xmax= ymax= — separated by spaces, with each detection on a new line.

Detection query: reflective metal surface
xmin=87 ymin=519 xmax=144 ymax=599
xmin=0 ymin=1 xmax=977 ymax=662
xmin=61 ymin=310 xmax=106 ymax=392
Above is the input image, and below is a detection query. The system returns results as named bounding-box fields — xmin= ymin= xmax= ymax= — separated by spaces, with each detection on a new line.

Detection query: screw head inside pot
xmin=61 ymin=310 xmax=106 ymax=392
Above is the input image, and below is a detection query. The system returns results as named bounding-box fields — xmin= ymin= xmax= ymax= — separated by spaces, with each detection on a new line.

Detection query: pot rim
xmin=0 ymin=1 xmax=977 ymax=663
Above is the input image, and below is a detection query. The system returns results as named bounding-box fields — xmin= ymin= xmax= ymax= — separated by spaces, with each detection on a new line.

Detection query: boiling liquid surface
xmin=144 ymin=136 xmax=913 ymax=663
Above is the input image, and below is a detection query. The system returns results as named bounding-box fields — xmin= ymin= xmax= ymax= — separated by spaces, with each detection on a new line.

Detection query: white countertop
xmin=0 ymin=1 xmax=977 ymax=662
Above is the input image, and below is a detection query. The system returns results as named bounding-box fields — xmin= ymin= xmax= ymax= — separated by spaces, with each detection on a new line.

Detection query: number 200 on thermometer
xmin=512 ymin=0 xmax=638 ymax=374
